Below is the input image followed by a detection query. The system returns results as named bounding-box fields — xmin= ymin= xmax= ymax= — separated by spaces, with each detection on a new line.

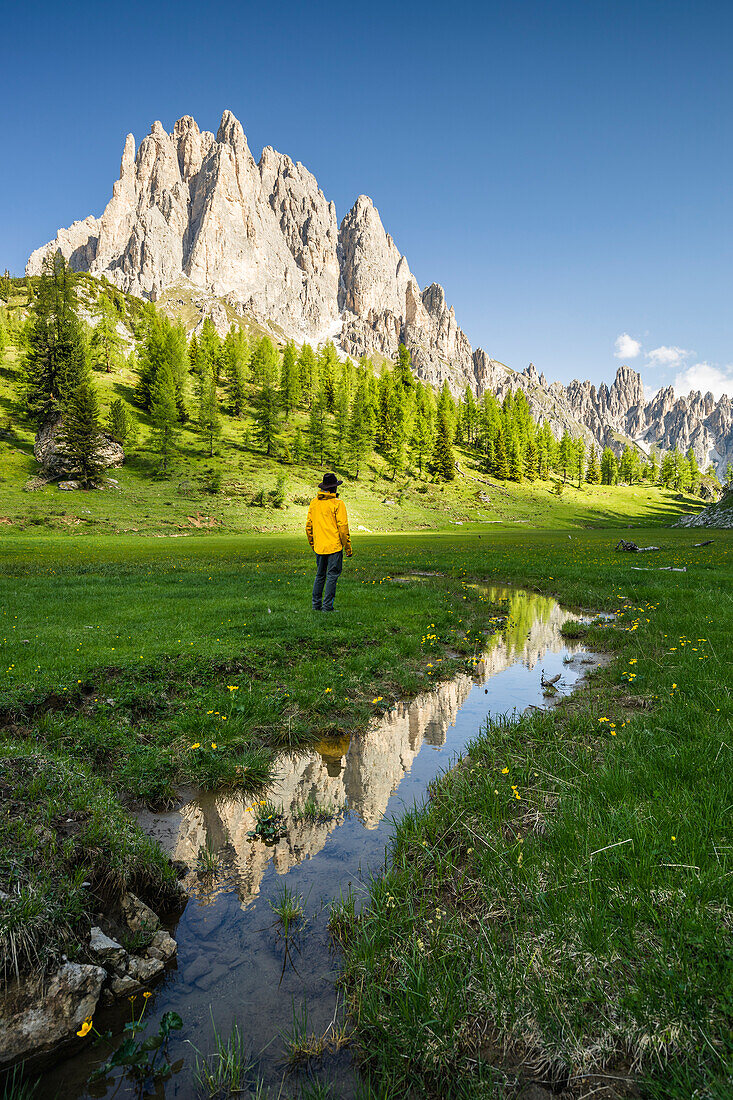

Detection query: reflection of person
xmin=305 ymin=473 xmax=353 ymax=612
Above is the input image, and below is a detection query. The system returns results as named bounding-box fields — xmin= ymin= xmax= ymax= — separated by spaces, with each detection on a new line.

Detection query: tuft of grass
xmin=196 ymin=843 xmax=220 ymax=877
xmin=268 ymin=883 xmax=304 ymax=937
xmin=192 ymin=1020 xmax=252 ymax=1099
xmin=293 ymin=796 xmax=340 ymax=823
xmin=282 ymin=1002 xmax=349 ymax=1069
xmin=0 ymin=1065 xmax=39 ymax=1100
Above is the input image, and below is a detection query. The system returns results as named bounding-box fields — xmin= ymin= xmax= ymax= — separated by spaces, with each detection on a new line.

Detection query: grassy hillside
xmin=0 ymin=278 xmax=702 ymax=536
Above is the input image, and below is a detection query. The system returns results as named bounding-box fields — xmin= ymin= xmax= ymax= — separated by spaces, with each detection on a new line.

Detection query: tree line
xmin=6 ymin=254 xmax=726 ymax=495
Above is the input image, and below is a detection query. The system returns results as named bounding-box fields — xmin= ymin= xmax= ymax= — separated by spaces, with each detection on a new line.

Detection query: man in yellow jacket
xmin=305 ymin=472 xmax=353 ymax=612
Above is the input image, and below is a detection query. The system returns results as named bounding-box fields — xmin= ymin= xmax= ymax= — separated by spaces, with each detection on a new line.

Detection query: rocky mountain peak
xmin=24 ymin=109 xmax=733 ymax=474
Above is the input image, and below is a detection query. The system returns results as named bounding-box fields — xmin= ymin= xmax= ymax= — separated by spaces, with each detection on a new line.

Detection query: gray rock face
xmin=28 ymin=112 xmax=340 ymax=345
xmin=34 ymin=417 xmax=124 ymax=478
xmin=0 ymin=962 xmax=105 ymax=1069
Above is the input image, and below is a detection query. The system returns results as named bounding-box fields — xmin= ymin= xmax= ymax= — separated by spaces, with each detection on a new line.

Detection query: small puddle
xmin=42 ymin=587 xmax=608 ymax=1098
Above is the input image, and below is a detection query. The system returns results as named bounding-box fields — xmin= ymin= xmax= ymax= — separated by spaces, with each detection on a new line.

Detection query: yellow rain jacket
xmin=305 ymin=492 xmax=353 ymax=557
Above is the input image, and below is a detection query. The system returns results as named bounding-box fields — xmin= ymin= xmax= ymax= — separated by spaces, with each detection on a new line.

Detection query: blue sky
xmin=2 ymin=0 xmax=731 ymax=396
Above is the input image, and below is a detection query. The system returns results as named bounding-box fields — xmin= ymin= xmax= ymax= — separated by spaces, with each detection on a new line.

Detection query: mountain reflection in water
xmin=164 ymin=587 xmax=587 ymax=909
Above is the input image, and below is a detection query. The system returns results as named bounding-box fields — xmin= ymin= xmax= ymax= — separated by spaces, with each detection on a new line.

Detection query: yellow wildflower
xmin=77 ymin=1016 xmax=93 ymax=1037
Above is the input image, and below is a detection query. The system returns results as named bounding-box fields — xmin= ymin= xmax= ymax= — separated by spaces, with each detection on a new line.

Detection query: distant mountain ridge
xmin=26 ymin=110 xmax=733 ymax=474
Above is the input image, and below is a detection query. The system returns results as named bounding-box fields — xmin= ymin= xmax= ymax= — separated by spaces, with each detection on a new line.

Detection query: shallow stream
xmin=42 ymin=586 xmax=605 ymax=1099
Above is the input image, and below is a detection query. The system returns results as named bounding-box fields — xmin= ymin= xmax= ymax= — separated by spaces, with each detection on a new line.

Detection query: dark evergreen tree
xmin=20 ymin=252 xmax=88 ymax=426
xmin=60 ymin=378 xmax=104 ymax=486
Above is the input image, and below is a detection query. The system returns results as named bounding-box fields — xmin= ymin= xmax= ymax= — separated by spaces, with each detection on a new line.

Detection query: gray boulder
xmin=0 ymin=962 xmax=105 ymax=1069
xmin=34 ymin=416 xmax=124 ymax=478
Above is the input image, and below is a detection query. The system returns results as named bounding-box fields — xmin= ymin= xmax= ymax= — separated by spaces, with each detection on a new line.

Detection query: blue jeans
xmin=312 ymin=551 xmax=343 ymax=611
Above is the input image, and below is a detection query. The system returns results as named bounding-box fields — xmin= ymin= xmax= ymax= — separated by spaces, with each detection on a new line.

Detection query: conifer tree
xmin=292 ymin=426 xmax=304 ymax=464
xmin=394 ymin=343 xmax=414 ymax=391
xmin=149 ymin=364 xmax=180 ymax=474
xmin=20 ymin=252 xmax=88 ymax=426
xmin=585 ymin=444 xmax=601 ymax=484
xmin=250 ymin=337 xmax=279 ymax=386
xmin=347 ymin=382 xmax=372 ymax=478
xmin=107 ymin=398 xmax=137 ymax=447
xmin=601 ymin=446 xmax=618 ymax=485
xmin=508 ymin=433 xmax=524 ymax=481
xmin=319 ymin=342 xmax=339 ymax=410
xmin=198 ymin=317 xmax=222 ymax=383
xmin=524 ymin=435 xmax=538 ymax=481
xmin=136 ymin=313 xmax=188 ymax=418
xmin=90 ymin=295 xmax=122 ymax=373
xmin=60 ymin=378 xmax=104 ymax=486
xmin=252 ymin=375 xmax=280 ymax=456
xmin=726 ymin=461 xmax=733 ymax=488
xmin=307 ymin=386 xmax=328 ymax=465
xmin=493 ymin=428 xmax=509 ymax=480
xmin=298 ymin=344 xmax=318 ymax=407
xmin=686 ymin=447 xmax=701 ymax=493
xmin=559 ymin=431 xmax=574 ymax=482
xmin=222 ymin=328 xmax=249 ymax=416
xmin=431 ymin=406 xmax=455 ymax=481
xmin=197 ymin=367 xmax=221 ymax=457
xmin=280 ymin=342 xmax=299 ymax=413
xmin=411 ymin=396 xmax=432 ymax=476
xmin=659 ymin=451 xmax=675 ymax=488
xmin=575 ymin=439 xmax=586 ymax=488
xmin=334 ymin=379 xmax=349 ymax=453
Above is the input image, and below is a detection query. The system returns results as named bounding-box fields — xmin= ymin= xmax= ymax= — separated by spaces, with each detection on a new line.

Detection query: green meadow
xmin=1 ymin=525 xmax=731 ymax=1097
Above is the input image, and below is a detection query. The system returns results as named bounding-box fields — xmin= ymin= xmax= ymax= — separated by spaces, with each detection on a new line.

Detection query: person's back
xmin=305 ymin=473 xmax=352 ymax=611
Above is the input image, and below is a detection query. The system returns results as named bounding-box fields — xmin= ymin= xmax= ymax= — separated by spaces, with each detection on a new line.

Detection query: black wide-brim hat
xmin=318 ymin=472 xmax=343 ymax=491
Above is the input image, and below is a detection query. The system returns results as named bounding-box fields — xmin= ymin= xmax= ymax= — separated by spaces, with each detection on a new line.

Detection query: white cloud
xmin=646 ymin=345 xmax=691 ymax=369
xmin=614 ymin=332 xmax=642 ymax=359
xmin=673 ymin=362 xmax=733 ymax=401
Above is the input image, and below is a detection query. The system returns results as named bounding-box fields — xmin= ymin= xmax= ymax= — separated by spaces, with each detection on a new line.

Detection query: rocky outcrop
xmin=0 ymin=962 xmax=105 ymax=1070
xmin=675 ymin=488 xmax=733 ymax=527
xmin=34 ymin=417 xmax=124 ymax=478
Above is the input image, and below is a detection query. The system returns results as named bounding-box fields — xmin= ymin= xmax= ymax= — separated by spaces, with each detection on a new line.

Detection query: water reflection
xmin=164 ymin=587 xmax=586 ymax=908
